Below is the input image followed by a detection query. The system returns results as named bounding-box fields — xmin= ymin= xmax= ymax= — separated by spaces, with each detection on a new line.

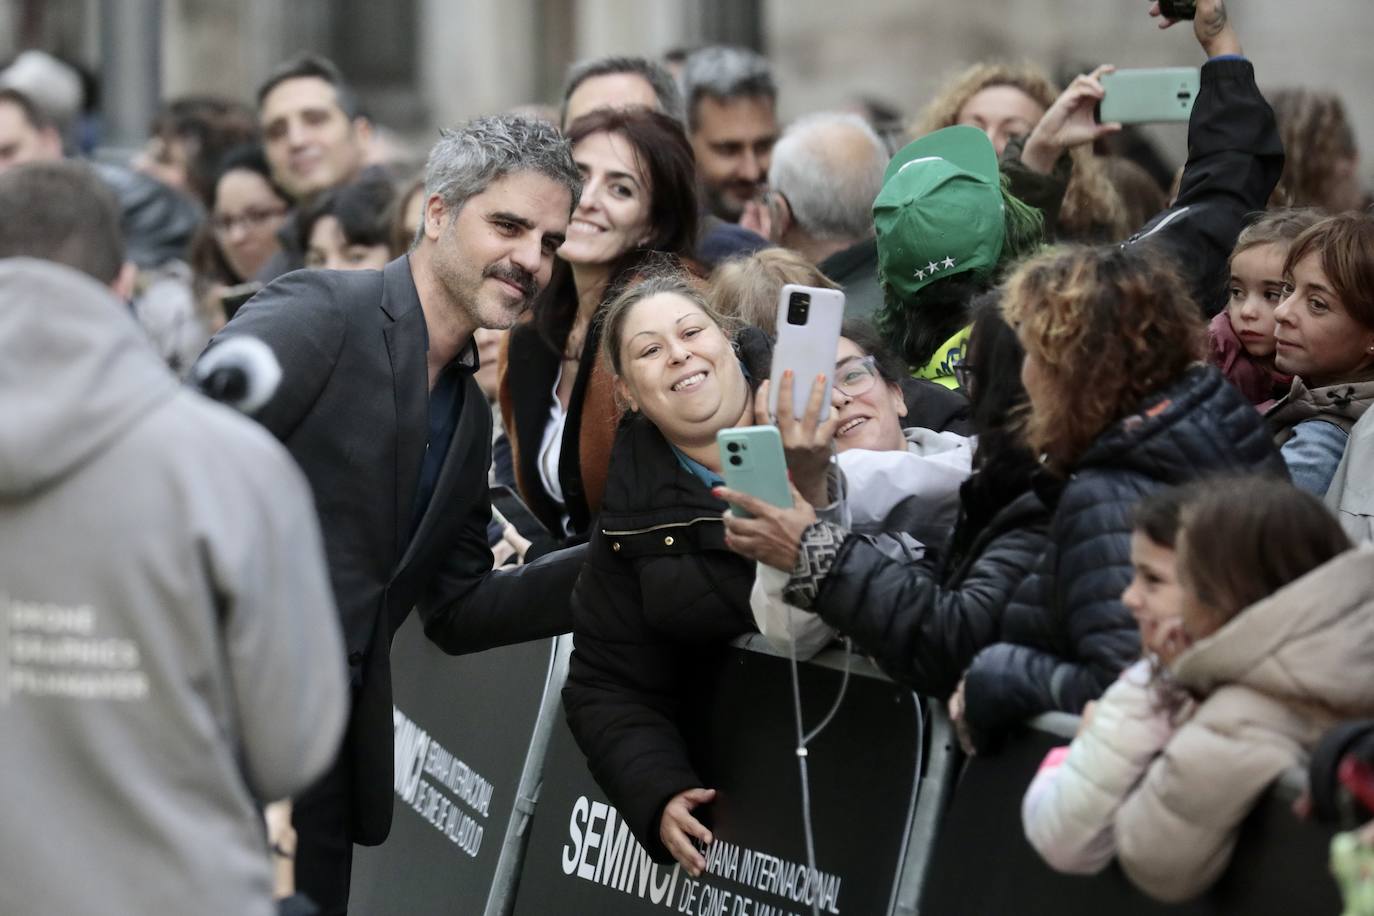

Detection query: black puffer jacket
xmin=562 ymin=415 xmax=755 ymax=864
xmin=962 ymin=365 xmax=1287 ymax=750
xmin=805 ymin=490 xmax=1049 ymax=699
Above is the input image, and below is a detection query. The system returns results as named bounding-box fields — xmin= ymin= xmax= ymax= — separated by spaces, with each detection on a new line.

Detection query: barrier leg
xmin=892 ymin=698 xmax=957 ymax=916
xmin=482 ymin=633 xmax=574 ymax=916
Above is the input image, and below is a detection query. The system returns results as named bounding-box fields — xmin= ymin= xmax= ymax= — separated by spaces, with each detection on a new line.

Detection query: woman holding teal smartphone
xmin=561 ymin=267 xmax=782 ymax=878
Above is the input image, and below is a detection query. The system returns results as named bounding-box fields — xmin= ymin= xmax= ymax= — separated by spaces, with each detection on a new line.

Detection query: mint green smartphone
xmin=1099 ymin=68 xmax=1200 ymax=124
xmin=717 ymin=425 xmax=793 ymax=518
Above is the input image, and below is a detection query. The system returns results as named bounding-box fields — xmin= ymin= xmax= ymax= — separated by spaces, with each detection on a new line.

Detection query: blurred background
xmin=3 ymin=0 xmax=1370 ymax=181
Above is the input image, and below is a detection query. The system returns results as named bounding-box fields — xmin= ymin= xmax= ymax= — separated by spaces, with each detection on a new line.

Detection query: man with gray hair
xmin=560 ymin=55 xmax=684 ymax=129
xmin=766 ymin=112 xmax=890 ymax=319
xmin=202 ymin=113 xmax=588 ymax=914
xmin=681 ymin=45 xmax=780 ymax=223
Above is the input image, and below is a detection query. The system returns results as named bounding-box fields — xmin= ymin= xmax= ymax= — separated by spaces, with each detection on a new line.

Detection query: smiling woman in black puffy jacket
xmin=560 ymin=268 xmax=767 ymax=879
xmin=953 ymin=244 xmax=1288 ymax=752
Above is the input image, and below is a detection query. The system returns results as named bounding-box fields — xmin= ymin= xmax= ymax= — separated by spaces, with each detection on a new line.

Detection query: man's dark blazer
xmin=209 ymin=256 xmax=580 ymax=844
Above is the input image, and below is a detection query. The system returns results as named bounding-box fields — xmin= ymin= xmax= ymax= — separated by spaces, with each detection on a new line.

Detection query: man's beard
xmin=703 ymin=180 xmax=756 ymax=222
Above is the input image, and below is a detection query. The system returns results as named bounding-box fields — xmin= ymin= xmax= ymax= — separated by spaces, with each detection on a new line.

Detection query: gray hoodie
xmin=0 ymin=259 xmax=347 ymax=915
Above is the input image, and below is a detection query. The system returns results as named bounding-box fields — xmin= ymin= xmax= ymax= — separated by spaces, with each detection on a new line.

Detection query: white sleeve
xmin=1022 ymin=660 xmax=1177 ymax=875
xmin=750 ymin=563 xmax=837 ymax=660
xmin=837 ymin=430 xmax=973 ymax=528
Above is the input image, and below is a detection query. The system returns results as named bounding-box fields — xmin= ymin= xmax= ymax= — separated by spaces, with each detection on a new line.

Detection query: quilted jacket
xmin=802 ymin=490 xmax=1049 ymax=699
xmin=962 ymin=365 xmax=1287 ymax=750
xmin=1117 ymin=547 xmax=1374 ymax=902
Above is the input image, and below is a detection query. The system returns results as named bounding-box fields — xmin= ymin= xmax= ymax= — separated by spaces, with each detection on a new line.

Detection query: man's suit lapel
xmin=381 ymin=258 xmax=428 ymax=565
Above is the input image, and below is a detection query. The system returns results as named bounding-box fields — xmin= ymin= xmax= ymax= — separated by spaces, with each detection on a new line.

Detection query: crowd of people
xmin=4 ymin=0 xmax=1374 ymax=912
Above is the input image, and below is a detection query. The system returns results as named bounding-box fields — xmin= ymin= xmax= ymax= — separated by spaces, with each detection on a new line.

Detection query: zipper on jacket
xmin=601 ymin=516 xmax=722 ymax=537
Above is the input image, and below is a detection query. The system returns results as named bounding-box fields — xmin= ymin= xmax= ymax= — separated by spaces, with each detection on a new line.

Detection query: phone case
xmin=1099 ymin=68 xmax=1200 ymax=124
xmin=717 ymin=426 xmax=793 ymax=518
xmin=768 ymin=284 xmax=846 ymax=422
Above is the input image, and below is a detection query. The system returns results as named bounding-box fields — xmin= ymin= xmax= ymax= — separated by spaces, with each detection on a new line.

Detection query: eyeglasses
xmin=211 ymin=207 xmax=287 ymax=236
xmin=833 ymin=356 xmax=880 ymax=398
xmin=952 ymin=359 xmax=976 ymax=392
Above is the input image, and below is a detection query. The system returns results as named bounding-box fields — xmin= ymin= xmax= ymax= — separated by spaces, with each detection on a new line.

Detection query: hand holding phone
xmin=768 ymin=284 xmax=845 ymax=423
xmin=717 ymin=426 xmax=792 ymax=518
xmin=1099 ymin=68 xmax=1200 ymax=124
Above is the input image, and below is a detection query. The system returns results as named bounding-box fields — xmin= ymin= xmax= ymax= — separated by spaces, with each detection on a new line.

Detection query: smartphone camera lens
xmin=786 ymin=292 xmax=811 ymax=326
xmin=729 ymin=455 xmax=743 ymax=466
xmin=726 ymin=442 xmax=740 ymax=453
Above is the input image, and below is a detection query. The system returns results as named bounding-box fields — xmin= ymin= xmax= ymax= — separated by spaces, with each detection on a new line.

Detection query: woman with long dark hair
xmin=499 ymin=107 xmax=699 ymax=541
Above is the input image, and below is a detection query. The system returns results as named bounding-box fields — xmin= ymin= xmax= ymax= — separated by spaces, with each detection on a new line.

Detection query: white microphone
xmin=191 ymin=336 xmax=282 ymax=415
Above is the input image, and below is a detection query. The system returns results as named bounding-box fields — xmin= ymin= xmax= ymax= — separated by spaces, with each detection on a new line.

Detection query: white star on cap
xmin=926 ymin=261 xmax=939 ymax=274
xmin=943 ymin=256 xmax=956 ymax=269
xmin=914 ymin=268 xmax=927 ymax=281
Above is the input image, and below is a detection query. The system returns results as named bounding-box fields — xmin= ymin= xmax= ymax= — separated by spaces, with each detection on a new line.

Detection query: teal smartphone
xmin=1099 ymin=68 xmax=1200 ymax=124
xmin=717 ymin=426 xmax=793 ymax=518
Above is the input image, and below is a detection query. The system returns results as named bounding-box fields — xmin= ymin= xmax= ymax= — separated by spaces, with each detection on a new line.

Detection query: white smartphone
xmin=768 ymin=284 xmax=846 ymax=422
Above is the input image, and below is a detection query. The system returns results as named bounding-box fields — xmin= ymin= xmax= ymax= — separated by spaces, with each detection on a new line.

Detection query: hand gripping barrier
xmin=349 ymin=619 xmax=953 ymax=915
xmin=509 ymin=634 xmax=948 ymax=916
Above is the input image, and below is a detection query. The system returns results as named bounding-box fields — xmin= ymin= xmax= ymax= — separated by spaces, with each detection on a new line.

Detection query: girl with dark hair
xmin=498 ymin=106 xmax=701 ymax=541
xmin=1266 ymin=212 xmax=1374 ymax=495
xmin=1208 ymin=208 xmax=1321 ymax=408
xmin=1024 ymin=476 xmax=1374 ymax=905
xmin=1023 ymin=486 xmax=1193 ymax=876
xmin=1113 ymin=479 xmax=1371 ymax=903
xmin=299 ymin=177 xmax=396 ymax=272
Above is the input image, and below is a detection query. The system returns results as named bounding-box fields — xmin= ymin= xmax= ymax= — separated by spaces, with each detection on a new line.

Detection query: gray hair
xmin=680 ymin=46 xmax=776 ymax=132
xmin=422 ymin=114 xmax=582 ymax=228
xmin=561 ymin=55 xmax=685 ymax=126
xmin=768 ymin=112 xmax=887 ymax=242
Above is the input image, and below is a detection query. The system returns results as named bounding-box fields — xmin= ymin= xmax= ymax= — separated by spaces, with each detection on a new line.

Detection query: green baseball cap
xmin=874 ymin=125 xmax=1006 ymax=303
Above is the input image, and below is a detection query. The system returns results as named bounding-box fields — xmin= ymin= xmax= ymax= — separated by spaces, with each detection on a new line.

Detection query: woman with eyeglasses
xmin=189 ymin=145 xmax=290 ymax=327
xmin=726 ymin=300 xmax=1051 ymax=684
xmin=747 ymin=320 xmax=977 ymax=658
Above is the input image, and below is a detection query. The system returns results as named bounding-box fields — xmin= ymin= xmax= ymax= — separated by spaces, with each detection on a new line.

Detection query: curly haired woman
xmin=951 ymin=243 xmax=1286 ymax=753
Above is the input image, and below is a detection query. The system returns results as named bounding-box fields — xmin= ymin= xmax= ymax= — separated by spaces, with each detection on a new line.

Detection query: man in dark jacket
xmin=204 ymin=113 xmax=586 ymax=915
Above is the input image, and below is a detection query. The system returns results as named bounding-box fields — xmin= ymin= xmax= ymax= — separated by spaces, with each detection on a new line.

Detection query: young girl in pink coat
xmin=1208 ymin=209 xmax=1319 ymax=409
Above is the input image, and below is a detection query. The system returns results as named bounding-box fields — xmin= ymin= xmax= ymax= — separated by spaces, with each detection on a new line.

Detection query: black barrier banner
xmin=349 ymin=613 xmax=557 ymax=914
xmin=514 ymin=646 xmax=922 ymax=916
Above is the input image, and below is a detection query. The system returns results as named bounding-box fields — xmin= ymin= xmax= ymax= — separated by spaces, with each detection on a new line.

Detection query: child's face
xmin=1226 ymin=242 xmax=1288 ymax=359
xmin=1121 ymin=532 xmax=1187 ymax=663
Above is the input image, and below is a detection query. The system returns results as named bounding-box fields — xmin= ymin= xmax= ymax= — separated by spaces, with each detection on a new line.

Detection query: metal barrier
xmin=509 ymin=636 xmax=938 ymax=916
xmin=349 ymin=627 xmax=1339 ymax=915
xmin=917 ymin=714 xmax=1341 ymax=915
xmin=347 ymin=615 xmax=561 ymax=915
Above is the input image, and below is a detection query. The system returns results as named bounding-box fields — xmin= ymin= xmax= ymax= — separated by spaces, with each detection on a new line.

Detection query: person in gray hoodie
xmin=0 ymin=160 xmax=348 ymax=916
